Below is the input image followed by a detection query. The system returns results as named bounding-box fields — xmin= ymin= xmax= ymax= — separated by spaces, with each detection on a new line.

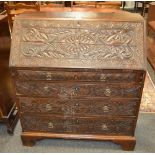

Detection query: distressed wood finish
xmin=13 ymin=69 xmax=144 ymax=83
xmin=16 ymin=81 xmax=142 ymax=98
xmin=9 ymin=11 xmax=146 ymax=150
xmin=21 ymin=114 xmax=135 ymax=135
xmin=18 ymin=97 xmax=140 ymax=116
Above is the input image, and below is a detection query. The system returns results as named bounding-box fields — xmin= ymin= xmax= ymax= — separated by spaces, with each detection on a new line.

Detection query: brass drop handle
xmin=46 ymin=72 xmax=52 ymax=80
xmin=75 ymin=102 xmax=79 ymax=107
xmin=104 ymin=88 xmax=111 ymax=97
xmin=102 ymin=124 xmax=108 ymax=131
xmin=74 ymin=75 xmax=78 ymax=80
xmin=102 ymin=105 xmax=109 ymax=112
xmin=48 ymin=122 xmax=54 ymax=129
xmin=44 ymin=86 xmax=49 ymax=92
xmin=76 ymin=119 xmax=79 ymax=124
xmin=46 ymin=104 xmax=52 ymax=111
xmin=100 ymin=74 xmax=107 ymax=81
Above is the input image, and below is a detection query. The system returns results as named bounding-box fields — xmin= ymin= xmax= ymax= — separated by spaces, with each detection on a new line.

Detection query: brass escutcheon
xmin=72 ymin=87 xmax=80 ymax=95
xmin=74 ymin=87 xmax=80 ymax=91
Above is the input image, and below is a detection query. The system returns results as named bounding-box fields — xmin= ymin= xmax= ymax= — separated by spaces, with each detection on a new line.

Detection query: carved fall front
xmin=21 ymin=21 xmax=142 ymax=61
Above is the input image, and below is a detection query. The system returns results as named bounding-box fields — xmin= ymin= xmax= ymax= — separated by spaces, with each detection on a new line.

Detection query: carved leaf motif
xmin=20 ymin=21 xmax=140 ymax=61
xmin=9 ymin=19 xmax=145 ymax=70
xmin=39 ymin=32 xmax=48 ymax=40
xmin=20 ymin=97 xmax=138 ymax=116
xmin=23 ymin=28 xmax=48 ymax=42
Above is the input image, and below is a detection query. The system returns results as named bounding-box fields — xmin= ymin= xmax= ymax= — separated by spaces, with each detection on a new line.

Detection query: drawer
xmin=18 ymin=97 xmax=140 ymax=116
xmin=16 ymin=81 xmax=143 ymax=98
xmin=13 ymin=70 xmax=144 ymax=83
xmin=21 ymin=115 xmax=135 ymax=136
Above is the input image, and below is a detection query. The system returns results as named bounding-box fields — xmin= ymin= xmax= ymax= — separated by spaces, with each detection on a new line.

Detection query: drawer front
xmin=19 ymin=97 xmax=140 ymax=116
xmin=16 ymin=81 xmax=142 ymax=98
xmin=13 ymin=70 xmax=144 ymax=83
xmin=21 ymin=115 xmax=135 ymax=135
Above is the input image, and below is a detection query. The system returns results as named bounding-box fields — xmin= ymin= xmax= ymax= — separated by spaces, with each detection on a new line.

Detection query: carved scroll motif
xmin=20 ymin=21 xmax=142 ymax=61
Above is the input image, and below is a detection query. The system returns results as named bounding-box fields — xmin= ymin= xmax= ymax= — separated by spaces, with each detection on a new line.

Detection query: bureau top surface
xmin=9 ymin=11 xmax=146 ymax=70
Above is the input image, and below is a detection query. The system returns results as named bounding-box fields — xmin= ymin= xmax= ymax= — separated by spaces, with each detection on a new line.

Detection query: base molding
xmin=21 ymin=132 xmax=136 ymax=151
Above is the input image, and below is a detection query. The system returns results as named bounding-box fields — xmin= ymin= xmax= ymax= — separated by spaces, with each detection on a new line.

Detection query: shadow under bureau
xmin=9 ymin=11 xmax=146 ymax=150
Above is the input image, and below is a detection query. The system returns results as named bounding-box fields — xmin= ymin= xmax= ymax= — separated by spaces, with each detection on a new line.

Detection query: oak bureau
xmin=9 ymin=11 xmax=146 ymax=150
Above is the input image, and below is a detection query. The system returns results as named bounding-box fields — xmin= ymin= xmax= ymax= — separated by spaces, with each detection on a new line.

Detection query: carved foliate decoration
xmin=10 ymin=15 xmax=146 ymax=70
xmin=16 ymin=81 xmax=142 ymax=98
xmin=14 ymin=70 xmax=144 ymax=83
xmin=19 ymin=97 xmax=139 ymax=116
xmin=21 ymin=27 xmax=133 ymax=59
xmin=21 ymin=115 xmax=134 ymax=135
xmin=21 ymin=22 xmax=138 ymax=59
